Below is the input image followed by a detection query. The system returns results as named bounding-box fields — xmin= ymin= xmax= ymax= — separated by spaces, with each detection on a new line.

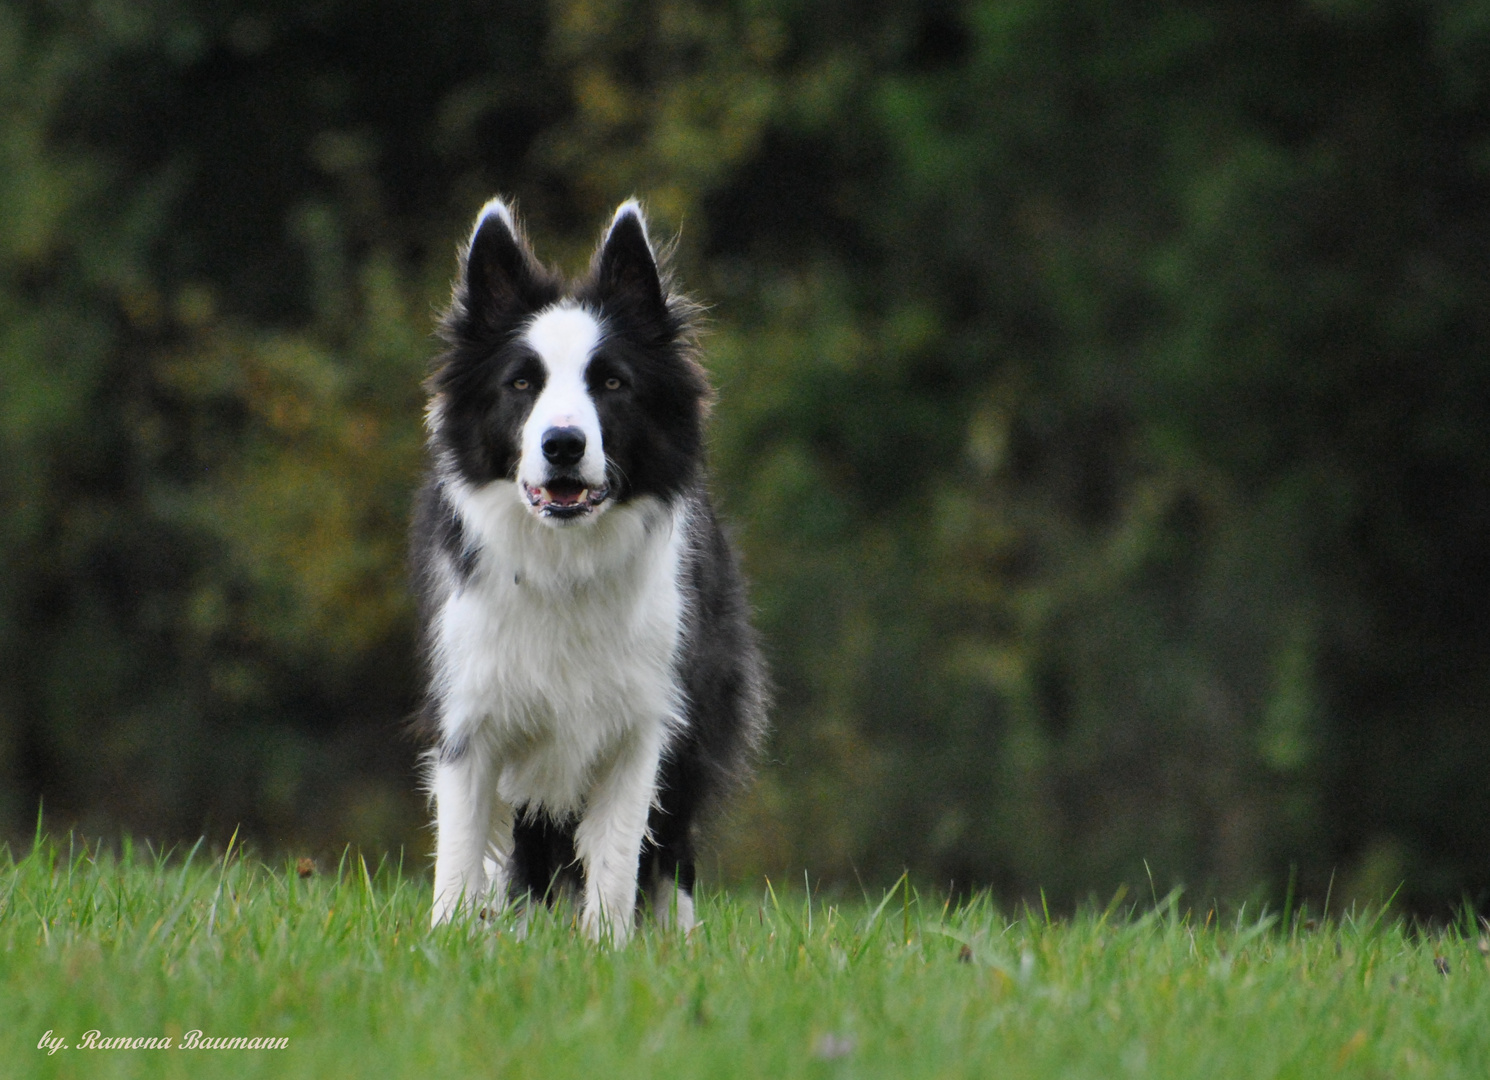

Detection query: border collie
xmin=411 ymin=198 xmax=768 ymax=941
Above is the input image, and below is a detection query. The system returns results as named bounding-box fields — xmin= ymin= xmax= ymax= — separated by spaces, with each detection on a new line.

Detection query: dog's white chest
xmin=434 ymin=485 xmax=687 ymax=812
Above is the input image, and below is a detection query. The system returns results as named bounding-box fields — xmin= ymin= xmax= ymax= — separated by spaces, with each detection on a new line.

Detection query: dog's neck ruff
xmin=444 ymin=477 xmax=677 ymax=593
xmin=431 ymin=479 xmax=691 ymax=815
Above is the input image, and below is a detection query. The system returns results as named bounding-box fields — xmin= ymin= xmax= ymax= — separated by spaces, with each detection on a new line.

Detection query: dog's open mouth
xmin=522 ymin=477 xmax=610 ymax=520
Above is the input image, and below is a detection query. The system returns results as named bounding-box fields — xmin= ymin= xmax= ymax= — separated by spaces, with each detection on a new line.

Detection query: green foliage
xmin=698 ymin=0 xmax=1490 ymax=908
xmin=1 ymin=836 xmax=1488 ymax=1078
xmin=0 ymin=0 xmax=1487 ymax=910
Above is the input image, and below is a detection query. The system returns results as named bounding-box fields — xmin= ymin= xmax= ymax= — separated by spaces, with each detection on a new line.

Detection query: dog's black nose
xmin=541 ymin=426 xmax=586 ymax=468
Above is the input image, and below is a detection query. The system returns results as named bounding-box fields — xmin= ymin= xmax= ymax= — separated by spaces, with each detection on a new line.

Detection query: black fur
xmin=508 ymin=811 xmax=583 ymax=905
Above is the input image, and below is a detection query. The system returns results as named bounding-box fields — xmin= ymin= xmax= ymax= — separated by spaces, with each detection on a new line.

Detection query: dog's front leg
xmin=574 ymin=727 xmax=664 ymax=944
xmin=431 ymin=748 xmax=510 ymax=926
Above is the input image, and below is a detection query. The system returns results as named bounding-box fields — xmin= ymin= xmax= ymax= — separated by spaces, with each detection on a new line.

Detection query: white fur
xmin=649 ymin=878 xmax=696 ymax=932
xmin=607 ymin=199 xmax=653 ymax=249
xmin=471 ymin=196 xmax=516 ymax=243
xmin=517 ymin=305 xmax=609 ymax=498
xmin=430 ymin=748 xmax=509 ymax=922
xmin=428 ymin=472 xmax=690 ymax=940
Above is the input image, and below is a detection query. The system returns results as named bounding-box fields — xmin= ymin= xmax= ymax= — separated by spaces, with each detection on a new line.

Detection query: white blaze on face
xmin=518 ymin=304 xmax=608 ymax=489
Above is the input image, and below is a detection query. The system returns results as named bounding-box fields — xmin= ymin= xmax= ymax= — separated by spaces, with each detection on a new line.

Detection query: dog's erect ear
xmin=462 ymin=198 xmax=542 ymax=323
xmin=594 ymin=200 xmax=666 ymax=318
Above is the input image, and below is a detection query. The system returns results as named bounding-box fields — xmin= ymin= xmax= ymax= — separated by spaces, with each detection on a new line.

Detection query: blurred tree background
xmin=1 ymin=0 xmax=1487 ymax=914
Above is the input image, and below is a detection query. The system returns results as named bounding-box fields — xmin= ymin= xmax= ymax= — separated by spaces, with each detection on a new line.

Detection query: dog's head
xmin=429 ymin=198 xmax=708 ymax=525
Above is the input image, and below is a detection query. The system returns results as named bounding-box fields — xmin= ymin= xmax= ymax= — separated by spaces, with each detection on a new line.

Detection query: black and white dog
xmin=411 ymin=198 xmax=767 ymax=941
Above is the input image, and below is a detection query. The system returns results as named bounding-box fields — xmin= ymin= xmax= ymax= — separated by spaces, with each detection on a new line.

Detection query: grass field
xmin=2 ymin=834 xmax=1487 ymax=1079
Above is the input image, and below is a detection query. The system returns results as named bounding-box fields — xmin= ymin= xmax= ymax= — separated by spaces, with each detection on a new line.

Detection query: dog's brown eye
xmin=604 ymin=377 xmax=622 ymax=391
xmin=512 ymin=378 xmax=530 ymax=391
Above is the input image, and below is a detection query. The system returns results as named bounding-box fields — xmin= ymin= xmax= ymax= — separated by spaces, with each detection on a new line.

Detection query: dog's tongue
xmin=545 ymin=479 xmax=586 ymax=506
